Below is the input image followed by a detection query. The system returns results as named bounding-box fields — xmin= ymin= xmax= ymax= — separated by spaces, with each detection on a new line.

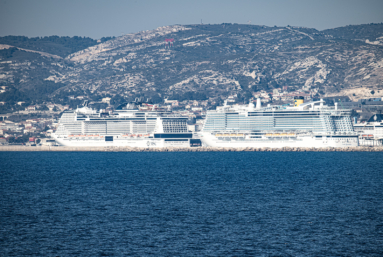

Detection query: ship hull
xmin=53 ymin=136 xmax=191 ymax=148
xmin=198 ymin=132 xmax=358 ymax=148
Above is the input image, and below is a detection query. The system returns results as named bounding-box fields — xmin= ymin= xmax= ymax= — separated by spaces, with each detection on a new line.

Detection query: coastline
xmin=1 ymin=145 xmax=383 ymax=152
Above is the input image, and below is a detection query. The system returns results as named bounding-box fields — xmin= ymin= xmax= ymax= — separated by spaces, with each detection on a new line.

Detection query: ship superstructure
xmin=353 ymin=114 xmax=383 ymax=146
xmin=198 ymin=98 xmax=359 ymax=148
xmin=53 ymin=101 xmax=196 ymax=147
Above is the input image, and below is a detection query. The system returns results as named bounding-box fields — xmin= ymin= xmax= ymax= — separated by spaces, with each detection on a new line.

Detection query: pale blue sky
xmin=1 ymin=0 xmax=382 ymax=39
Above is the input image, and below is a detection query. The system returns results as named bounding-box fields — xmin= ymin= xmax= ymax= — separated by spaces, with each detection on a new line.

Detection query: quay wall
xmin=1 ymin=146 xmax=383 ymax=152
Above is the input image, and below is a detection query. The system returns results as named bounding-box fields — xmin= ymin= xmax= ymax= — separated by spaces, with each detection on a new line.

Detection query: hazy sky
xmin=1 ymin=0 xmax=383 ymax=39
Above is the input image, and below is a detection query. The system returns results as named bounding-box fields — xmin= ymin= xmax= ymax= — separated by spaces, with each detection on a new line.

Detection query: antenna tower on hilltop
xmin=165 ymin=38 xmax=174 ymax=49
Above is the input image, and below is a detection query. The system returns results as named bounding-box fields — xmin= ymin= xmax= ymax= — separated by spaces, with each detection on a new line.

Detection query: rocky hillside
xmin=1 ymin=23 xmax=383 ymax=104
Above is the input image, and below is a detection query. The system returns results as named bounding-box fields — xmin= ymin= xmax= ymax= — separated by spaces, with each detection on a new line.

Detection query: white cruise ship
xmin=53 ymin=101 xmax=198 ymax=148
xmin=353 ymin=114 xmax=383 ymax=146
xmin=198 ymin=98 xmax=359 ymax=148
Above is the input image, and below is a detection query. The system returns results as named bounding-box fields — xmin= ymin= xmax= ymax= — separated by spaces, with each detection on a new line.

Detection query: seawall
xmin=1 ymin=146 xmax=383 ymax=152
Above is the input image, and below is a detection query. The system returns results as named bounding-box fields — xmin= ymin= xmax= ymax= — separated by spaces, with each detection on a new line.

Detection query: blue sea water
xmin=0 ymin=151 xmax=383 ymax=256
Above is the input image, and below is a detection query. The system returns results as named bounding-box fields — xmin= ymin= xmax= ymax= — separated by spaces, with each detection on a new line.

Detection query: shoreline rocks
xmin=1 ymin=145 xmax=383 ymax=152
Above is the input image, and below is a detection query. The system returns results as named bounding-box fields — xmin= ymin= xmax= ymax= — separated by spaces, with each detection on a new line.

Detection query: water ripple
xmin=1 ymin=152 xmax=382 ymax=256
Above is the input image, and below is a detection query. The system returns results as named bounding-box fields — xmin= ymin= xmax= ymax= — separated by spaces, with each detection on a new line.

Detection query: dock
xmin=1 ymin=145 xmax=383 ymax=152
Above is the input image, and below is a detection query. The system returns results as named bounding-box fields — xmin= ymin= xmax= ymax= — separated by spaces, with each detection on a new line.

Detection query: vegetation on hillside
xmin=0 ymin=23 xmax=382 ymax=109
xmin=0 ymin=35 xmax=114 ymax=57
xmin=322 ymin=23 xmax=383 ymax=41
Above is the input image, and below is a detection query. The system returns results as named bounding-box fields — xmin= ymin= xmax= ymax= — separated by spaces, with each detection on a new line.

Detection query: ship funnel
xmin=256 ymin=98 xmax=261 ymax=109
xmin=294 ymin=96 xmax=304 ymax=107
xmin=249 ymin=101 xmax=255 ymax=110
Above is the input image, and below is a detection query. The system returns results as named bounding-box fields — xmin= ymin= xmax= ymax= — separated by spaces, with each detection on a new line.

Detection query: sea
xmin=1 ymin=151 xmax=382 ymax=256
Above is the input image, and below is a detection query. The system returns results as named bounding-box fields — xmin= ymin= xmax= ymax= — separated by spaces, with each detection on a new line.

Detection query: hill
xmin=0 ymin=23 xmax=383 ymax=107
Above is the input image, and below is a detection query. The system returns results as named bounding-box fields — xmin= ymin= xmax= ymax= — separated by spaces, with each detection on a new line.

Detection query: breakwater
xmin=1 ymin=145 xmax=383 ymax=152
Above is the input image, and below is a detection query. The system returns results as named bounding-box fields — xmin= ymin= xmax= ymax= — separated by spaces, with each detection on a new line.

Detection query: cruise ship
xmin=53 ymin=101 xmax=198 ymax=147
xmin=198 ymin=97 xmax=359 ymax=148
xmin=353 ymin=114 xmax=383 ymax=146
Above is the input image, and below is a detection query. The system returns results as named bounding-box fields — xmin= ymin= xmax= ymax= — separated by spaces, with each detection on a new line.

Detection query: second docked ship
xmin=198 ymin=97 xmax=359 ymax=148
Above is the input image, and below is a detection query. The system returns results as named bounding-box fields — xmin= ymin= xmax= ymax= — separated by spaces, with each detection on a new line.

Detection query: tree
xmin=243 ymin=91 xmax=253 ymax=102
xmin=91 ymin=103 xmax=108 ymax=110
xmin=8 ymin=137 xmax=15 ymax=143
xmin=110 ymin=95 xmax=126 ymax=106
xmin=37 ymin=105 xmax=49 ymax=111
xmin=371 ymin=90 xmax=375 ymax=95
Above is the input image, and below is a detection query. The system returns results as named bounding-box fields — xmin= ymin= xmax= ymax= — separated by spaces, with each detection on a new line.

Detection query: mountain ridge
xmin=1 ymin=23 xmax=383 ymax=107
